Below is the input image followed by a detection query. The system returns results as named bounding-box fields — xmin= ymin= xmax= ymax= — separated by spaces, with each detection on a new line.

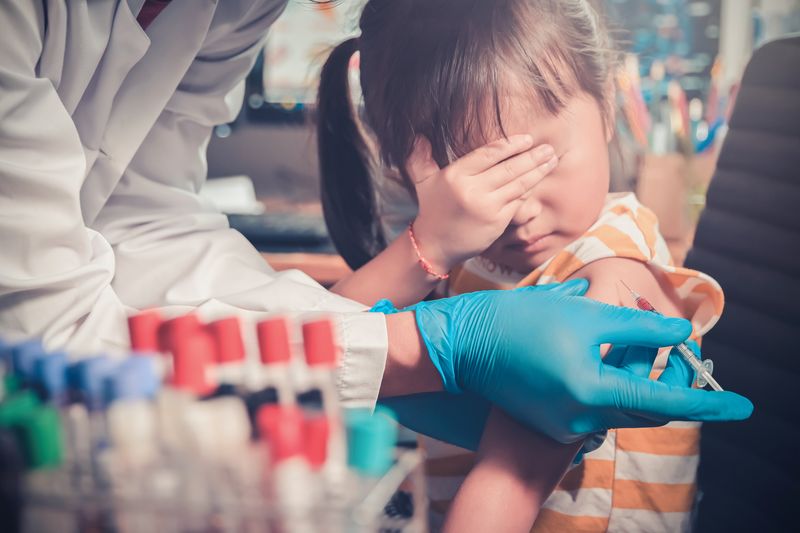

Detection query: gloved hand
xmin=572 ymin=340 xmax=703 ymax=463
xmin=380 ymin=391 xmax=490 ymax=451
xmin=373 ymin=281 xmax=584 ymax=449
xmin=379 ymin=342 xmax=707 ymax=453
xmin=413 ymin=281 xmax=753 ymax=444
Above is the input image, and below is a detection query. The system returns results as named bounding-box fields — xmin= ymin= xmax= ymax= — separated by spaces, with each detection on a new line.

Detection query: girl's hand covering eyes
xmin=407 ymin=135 xmax=558 ymax=273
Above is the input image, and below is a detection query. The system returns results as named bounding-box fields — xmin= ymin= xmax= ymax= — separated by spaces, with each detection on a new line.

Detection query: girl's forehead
xmin=497 ymin=90 xmax=597 ymax=146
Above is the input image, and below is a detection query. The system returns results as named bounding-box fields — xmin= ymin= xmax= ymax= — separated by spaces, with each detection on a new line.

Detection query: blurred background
xmin=203 ymin=0 xmax=800 ymax=284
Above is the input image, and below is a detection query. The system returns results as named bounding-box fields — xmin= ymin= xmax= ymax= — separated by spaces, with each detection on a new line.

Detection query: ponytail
xmin=317 ymin=38 xmax=386 ymax=270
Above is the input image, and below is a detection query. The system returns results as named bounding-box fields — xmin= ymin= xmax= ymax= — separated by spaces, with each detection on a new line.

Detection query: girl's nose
xmin=511 ymin=195 xmax=543 ymax=226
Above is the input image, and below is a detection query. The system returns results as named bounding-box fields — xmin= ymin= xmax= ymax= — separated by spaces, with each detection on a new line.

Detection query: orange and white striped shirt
xmin=423 ymin=193 xmax=724 ymax=532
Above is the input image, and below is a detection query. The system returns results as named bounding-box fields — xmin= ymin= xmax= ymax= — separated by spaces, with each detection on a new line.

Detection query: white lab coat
xmin=0 ymin=0 xmax=387 ymax=408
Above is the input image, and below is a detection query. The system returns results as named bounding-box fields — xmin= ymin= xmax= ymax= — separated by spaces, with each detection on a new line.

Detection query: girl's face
xmin=481 ymin=90 xmax=612 ymax=272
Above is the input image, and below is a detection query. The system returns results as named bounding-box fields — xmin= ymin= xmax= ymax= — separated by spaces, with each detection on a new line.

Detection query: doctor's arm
xmin=0 ymin=1 xmax=388 ymax=408
xmin=89 ymin=1 xmax=401 ymax=408
xmin=0 ymin=2 xmax=134 ymax=351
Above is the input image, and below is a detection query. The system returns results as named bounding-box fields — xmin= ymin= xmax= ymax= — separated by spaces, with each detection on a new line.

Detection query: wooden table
xmin=262 ymin=252 xmax=351 ymax=287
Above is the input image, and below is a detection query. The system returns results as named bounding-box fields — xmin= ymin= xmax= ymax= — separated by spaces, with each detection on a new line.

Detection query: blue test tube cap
xmin=70 ymin=356 xmax=118 ymax=410
xmin=32 ymin=352 xmax=68 ymax=402
xmin=10 ymin=340 xmax=47 ymax=381
xmin=345 ymin=405 xmax=398 ymax=477
xmin=104 ymin=357 xmax=159 ymax=404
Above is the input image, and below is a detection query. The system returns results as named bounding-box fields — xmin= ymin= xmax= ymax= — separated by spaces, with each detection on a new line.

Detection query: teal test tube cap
xmin=345 ymin=406 xmax=398 ymax=477
xmin=0 ymin=391 xmax=62 ymax=469
xmin=20 ymin=406 xmax=63 ymax=469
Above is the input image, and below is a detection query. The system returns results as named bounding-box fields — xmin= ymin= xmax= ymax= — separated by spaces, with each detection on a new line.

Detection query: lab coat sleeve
xmin=91 ymin=0 xmax=388 ymax=408
xmin=0 ymin=2 xmax=135 ymax=353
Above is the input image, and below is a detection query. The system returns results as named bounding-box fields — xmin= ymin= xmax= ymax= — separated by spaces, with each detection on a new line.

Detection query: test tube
xmin=207 ymin=317 xmax=247 ymax=389
xmin=70 ymin=356 xmax=118 ymax=493
xmin=345 ymin=407 xmax=399 ymax=530
xmin=0 ymin=390 xmax=67 ymax=532
xmin=128 ymin=310 xmax=163 ymax=354
xmin=9 ymin=339 xmax=47 ymax=386
xmin=0 ymin=391 xmax=64 ymax=469
xmin=0 ymin=427 xmax=24 ymax=532
xmin=128 ymin=310 xmax=172 ymax=380
xmin=346 ymin=406 xmax=397 ymax=485
xmin=156 ymin=317 xmax=217 ymax=454
xmin=105 ymin=358 xmax=171 ymax=533
xmin=257 ymin=317 xmax=295 ymax=405
xmin=257 ymin=404 xmax=317 ymax=532
xmin=301 ymin=319 xmax=347 ymax=490
xmin=163 ymin=327 xmax=223 ymax=529
xmin=32 ymin=352 xmax=81 ymax=494
xmin=182 ymin=395 xmax=259 ymax=530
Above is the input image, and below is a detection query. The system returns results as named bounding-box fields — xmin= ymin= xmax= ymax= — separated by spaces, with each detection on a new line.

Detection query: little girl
xmin=316 ymin=1 xmax=723 ymax=531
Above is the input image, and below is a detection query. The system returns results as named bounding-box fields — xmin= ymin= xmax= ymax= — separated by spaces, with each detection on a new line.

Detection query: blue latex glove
xmin=380 ymin=342 xmax=707 ymax=453
xmin=413 ymin=281 xmax=753 ymax=444
xmin=572 ymin=340 xmax=703 ymax=463
xmin=372 ymin=281 xmax=588 ymax=449
xmin=380 ymin=391 xmax=490 ymax=450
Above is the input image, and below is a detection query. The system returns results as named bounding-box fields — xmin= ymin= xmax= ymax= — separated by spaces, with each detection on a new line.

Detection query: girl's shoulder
xmin=567 ymin=193 xmax=724 ymax=335
xmin=566 ymin=256 xmax=685 ymax=318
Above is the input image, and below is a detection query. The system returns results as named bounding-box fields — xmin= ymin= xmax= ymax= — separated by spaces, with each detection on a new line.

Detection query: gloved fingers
xmin=657 ymin=340 xmax=701 ymax=387
xmin=586 ymin=301 xmax=692 ymax=348
xmin=369 ymin=299 xmax=401 ymax=314
xmin=602 ymin=344 xmax=625 ymax=367
xmin=379 ymin=391 xmax=491 ymax=451
xmin=601 ymin=366 xmax=753 ymax=422
xmin=603 ymin=344 xmax=659 ymax=379
xmin=515 ymin=278 xmax=589 ymax=297
xmin=605 ymin=410 xmax=669 ymax=429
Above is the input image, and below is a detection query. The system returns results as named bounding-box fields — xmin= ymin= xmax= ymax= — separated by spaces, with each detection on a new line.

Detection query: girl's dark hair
xmin=317 ymin=0 xmax=617 ymax=269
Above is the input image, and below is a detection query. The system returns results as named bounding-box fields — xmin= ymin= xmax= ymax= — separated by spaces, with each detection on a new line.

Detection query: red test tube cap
xmin=158 ymin=314 xmax=202 ymax=353
xmin=128 ymin=310 xmax=163 ymax=353
xmin=257 ymin=405 xmax=304 ymax=463
xmin=257 ymin=317 xmax=292 ymax=365
xmin=303 ymin=414 xmax=330 ymax=470
xmin=207 ymin=317 xmax=245 ymax=363
xmin=171 ymin=331 xmax=216 ymax=395
xmin=302 ymin=319 xmax=338 ymax=367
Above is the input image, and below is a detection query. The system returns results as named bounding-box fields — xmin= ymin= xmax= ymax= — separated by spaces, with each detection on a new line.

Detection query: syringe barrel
xmin=675 ymin=343 xmax=705 ymax=372
xmin=674 ymin=343 xmax=724 ymax=391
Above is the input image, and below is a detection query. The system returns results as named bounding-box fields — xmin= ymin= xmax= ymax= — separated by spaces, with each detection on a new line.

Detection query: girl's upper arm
xmin=566 ymin=257 xmax=684 ymax=318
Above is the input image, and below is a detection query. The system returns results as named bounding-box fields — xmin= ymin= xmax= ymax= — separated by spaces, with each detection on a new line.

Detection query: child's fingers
xmin=485 ymin=143 xmax=556 ymax=187
xmin=494 ymin=153 xmax=558 ymax=204
xmin=454 ymin=134 xmax=535 ymax=175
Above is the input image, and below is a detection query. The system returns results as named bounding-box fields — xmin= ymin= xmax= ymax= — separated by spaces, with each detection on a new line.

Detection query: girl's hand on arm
xmin=331 ymin=135 xmax=557 ymax=307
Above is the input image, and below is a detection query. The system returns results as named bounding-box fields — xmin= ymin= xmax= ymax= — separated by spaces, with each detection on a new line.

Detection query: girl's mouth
xmin=506 ymin=233 xmax=554 ymax=252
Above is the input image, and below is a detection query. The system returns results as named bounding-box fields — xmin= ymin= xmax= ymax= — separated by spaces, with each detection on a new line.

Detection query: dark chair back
xmin=684 ymin=36 xmax=800 ymax=532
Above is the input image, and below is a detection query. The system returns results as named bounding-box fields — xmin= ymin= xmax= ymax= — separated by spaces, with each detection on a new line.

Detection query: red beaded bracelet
xmin=408 ymin=223 xmax=450 ymax=281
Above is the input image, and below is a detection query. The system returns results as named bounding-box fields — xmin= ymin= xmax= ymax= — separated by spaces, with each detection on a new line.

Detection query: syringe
xmin=620 ymin=281 xmax=723 ymax=391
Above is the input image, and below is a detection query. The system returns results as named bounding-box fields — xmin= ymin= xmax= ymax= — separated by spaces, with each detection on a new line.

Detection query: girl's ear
xmin=405 ymin=136 xmax=439 ymax=185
